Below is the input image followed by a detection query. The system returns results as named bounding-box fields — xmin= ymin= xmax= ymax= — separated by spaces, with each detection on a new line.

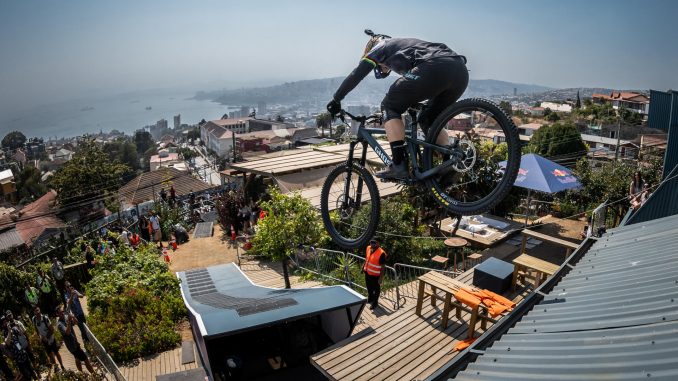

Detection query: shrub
xmin=0 ymin=262 xmax=31 ymax=314
xmin=86 ymin=242 xmax=186 ymax=362
xmin=88 ymin=287 xmax=183 ymax=362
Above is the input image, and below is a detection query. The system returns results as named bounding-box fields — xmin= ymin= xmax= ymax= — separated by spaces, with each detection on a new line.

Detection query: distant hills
xmin=193 ymin=78 xmax=555 ymax=106
xmin=194 ymin=77 xmax=647 ymax=107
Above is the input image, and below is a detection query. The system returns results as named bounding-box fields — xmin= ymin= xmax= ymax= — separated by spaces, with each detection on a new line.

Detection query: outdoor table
xmin=415 ymin=271 xmax=468 ymax=329
xmin=519 ymin=229 xmax=580 ymax=259
xmin=512 ymin=253 xmax=560 ymax=290
xmin=415 ymin=271 xmax=500 ymax=338
xmin=444 ymin=237 xmax=468 ymax=271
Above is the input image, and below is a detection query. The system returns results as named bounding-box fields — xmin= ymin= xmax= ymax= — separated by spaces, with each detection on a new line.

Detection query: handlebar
xmin=336 ymin=109 xmax=382 ymax=126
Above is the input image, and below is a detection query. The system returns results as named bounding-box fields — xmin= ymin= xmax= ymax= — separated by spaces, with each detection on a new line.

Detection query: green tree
xmin=575 ymin=90 xmax=582 ymax=109
xmin=526 ymin=122 xmax=586 ymax=157
xmin=2 ymin=131 xmax=27 ymax=150
xmin=186 ymin=128 xmax=200 ymax=142
xmin=103 ymin=139 xmax=139 ymax=170
xmin=134 ymin=130 xmax=155 ymax=154
xmin=545 ymin=112 xmax=560 ymax=122
xmin=15 ymin=166 xmax=47 ymax=203
xmin=48 ymin=139 xmax=132 ymax=208
xmin=499 ymin=101 xmax=513 ymax=116
xmin=178 ymin=147 xmax=197 ymax=161
xmin=251 ymin=188 xmax=327 ymax=288
xmin=316 ymin=112 xmax=332 ymax=138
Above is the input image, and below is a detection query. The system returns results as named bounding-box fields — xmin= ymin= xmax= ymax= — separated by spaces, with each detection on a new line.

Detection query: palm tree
xmin=316 ymin=112 xmax=332 ymax=138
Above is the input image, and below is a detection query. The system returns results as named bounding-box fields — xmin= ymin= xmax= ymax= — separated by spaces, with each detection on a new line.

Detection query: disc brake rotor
xmin=453 ymin=138 xmax=477 ymax=173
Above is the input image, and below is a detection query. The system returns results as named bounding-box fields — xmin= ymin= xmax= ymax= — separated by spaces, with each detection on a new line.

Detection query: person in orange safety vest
xmin=363 ymin=238 xmax=387 ymax=310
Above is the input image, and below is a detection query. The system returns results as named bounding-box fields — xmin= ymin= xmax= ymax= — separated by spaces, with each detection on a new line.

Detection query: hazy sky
xmin=1 ymin=0 xmax=677 ymax=115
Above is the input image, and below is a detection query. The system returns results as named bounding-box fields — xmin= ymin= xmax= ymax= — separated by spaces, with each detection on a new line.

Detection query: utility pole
xmin=614 ymin=108 xmax=622 ymax=161
xmin=232 ymin=130 xmax=237 ymax=163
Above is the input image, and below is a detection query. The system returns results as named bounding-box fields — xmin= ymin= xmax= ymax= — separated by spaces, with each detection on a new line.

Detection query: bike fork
xmin=341 ymin=141 xmax=368 ymax=208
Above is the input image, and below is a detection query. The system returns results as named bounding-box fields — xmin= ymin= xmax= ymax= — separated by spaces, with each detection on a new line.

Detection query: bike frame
xmin=340 ymin=110 xmax=457 ymax=183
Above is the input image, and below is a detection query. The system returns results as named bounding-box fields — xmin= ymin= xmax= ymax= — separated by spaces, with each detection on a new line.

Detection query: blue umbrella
xmin=500 ymin=154 xmax=581 ymax=225
xmin=500 ymin=153 xmax=581 ymax=193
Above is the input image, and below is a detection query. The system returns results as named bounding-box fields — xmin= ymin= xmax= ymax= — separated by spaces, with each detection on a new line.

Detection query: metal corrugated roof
xmin=0 ymin=228 xmax=24 ymax=252
xmin=449 ymin=213 xmax=678 ymax=381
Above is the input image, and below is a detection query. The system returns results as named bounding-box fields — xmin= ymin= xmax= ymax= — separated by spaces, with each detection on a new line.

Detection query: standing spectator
xmin=628 ymin=171 xmax=645 ymax=201
xmin=3 ymin=310 xmax=37 ymax=380
xmin=63 ymin=281 xmax=89 ymax=342
xmin=50 ymin=256 xmax=66 ymax=297
xmin=32 ymin=306 xmax=65 ymax=371
xmin=85 ymin=244 xmax=96 ymax=278
xmin=150 ymin=212 xmax=162 ymax=242
xmin=363 ymin=238 xmax=387 ymax=310
xmin=24 ymin=282 xmax=40 ymax=309
xmin=169 ymin=185 xmax=176 ymax=205
xmin=0 ymin=339 xmax=15 ymax=381
xmin=56 ymin=307 xmax=94 ymax=374
xmin=139 ymin=215 xmax=151 ymax=242
xmin=159 ymin=188 xmax=168 ymax=202
xmin=189 ymin=191 xmax=196 ymax=209
xmin=36 ymin=269 xmax=57 ymax=316
xmin=250 ymin=201 xmax=259 ymax=227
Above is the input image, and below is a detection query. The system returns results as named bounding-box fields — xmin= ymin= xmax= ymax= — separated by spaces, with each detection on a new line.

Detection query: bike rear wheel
xmin=423 ymin=98 xmax=521 ymax=215
xmin=320 ymin=163 xmax=380 ymax=250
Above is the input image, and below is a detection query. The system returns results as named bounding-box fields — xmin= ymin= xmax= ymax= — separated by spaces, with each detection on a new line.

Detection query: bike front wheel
xmin=422 ymin=98 xmax=521 ymax=215
xmin=320 ymin=163 xmax=380 ymax=250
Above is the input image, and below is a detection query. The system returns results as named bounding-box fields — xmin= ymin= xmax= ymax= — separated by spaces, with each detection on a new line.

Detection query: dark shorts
xmin=44 ymin=340 xmax=60 ymax=354
xmin=69 ymin=346 xmax=88 ymax=362
xmin=381 ymin=56 xmax=469 ymax=131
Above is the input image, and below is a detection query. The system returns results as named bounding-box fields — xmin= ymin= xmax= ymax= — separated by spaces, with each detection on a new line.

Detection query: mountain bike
xmin=320 ymin=98 xmax=521 ymax=249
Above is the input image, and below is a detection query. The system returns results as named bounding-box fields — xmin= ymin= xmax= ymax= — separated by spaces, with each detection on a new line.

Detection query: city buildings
xmin=592 ymin=91 xmax=650 ymax=115
xmin=0 ymin=169 xmax=16 ymax=204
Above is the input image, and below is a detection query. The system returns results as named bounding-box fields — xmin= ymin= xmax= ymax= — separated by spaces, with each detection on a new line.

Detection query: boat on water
xmin=80 ymin=106 xmax=95 ymax=111
xmin=145 ymin=106 xmax=152 ymax=110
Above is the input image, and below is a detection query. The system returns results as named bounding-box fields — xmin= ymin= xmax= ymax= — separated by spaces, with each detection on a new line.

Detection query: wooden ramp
xmin=310 ymin=271 xmax=528 ymax=381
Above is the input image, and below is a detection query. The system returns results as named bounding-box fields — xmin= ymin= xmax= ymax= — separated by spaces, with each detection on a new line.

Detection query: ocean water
xmin=1 ymin=90 xmax=237 ymax=139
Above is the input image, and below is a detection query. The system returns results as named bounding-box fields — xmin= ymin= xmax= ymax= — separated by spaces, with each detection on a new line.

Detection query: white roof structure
xmin=0 ymin=169 xmax=14 ymax=184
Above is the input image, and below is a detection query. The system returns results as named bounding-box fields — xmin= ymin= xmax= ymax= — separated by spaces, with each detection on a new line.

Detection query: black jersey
xmin=333 ymin=38 xmax=460 ymax=102
xmin=363 ymin=38 xmax=459 ymax=75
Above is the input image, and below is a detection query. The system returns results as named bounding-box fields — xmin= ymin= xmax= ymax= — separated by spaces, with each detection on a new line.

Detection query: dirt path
xmin=168 ymin=224 xmax=238 ymax=273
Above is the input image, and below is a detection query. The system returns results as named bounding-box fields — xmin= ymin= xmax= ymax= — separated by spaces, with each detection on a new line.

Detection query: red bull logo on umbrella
xmin=552 ymin=169 xmax=577 ymax=184
xmin=516 ymin=168 xmax=528 ymax=182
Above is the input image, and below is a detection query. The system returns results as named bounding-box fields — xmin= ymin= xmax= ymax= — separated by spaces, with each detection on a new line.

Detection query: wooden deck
xmin=310 ymin=270 xmax=529 ymax=381
xmin=119 ymin=346 xmax=198 ymax=380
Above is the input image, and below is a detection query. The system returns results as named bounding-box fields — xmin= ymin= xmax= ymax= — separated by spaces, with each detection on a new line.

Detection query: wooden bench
xmin=519 ymin=229 xmax=579 ymax=259
xmin=415 ymin=271 xmax=497 ymax=338
xmin=512 ymin=253 xmax=560 ymax=290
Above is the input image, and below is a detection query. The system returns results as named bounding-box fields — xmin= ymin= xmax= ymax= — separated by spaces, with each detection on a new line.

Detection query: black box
xmin=473 ymin=257 xmax=514 ymax=294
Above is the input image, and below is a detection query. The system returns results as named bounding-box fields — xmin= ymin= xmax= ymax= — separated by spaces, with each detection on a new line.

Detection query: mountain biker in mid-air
xmin=326 ymin=30 xmax=469 ymax=180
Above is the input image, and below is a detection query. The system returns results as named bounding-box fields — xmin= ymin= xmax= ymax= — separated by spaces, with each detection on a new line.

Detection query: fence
xmin=290 ymin=247 xmax=459 ymax=310
xmin=83 ymin=323 xmax=126 ymax=381
xmin=590 ymin=200 xmax=624 ymax=236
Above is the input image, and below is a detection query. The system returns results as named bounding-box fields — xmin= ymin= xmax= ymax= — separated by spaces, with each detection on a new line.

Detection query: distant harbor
xmin=1 ymin=91 xmax=234 ymax=139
